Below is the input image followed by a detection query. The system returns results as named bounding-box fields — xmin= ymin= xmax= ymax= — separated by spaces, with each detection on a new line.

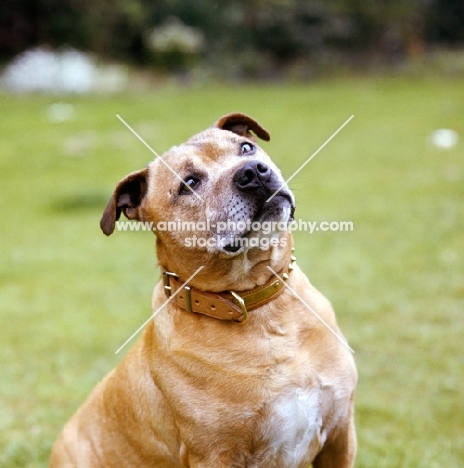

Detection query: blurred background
xmin=0 ymin=1 xmax=463 ymax=468
xmin=1 ymin=0 xmax=464 ymax=85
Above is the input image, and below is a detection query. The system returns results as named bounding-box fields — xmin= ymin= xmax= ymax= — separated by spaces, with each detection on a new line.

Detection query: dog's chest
xmin=250 ymin=386 xmax=325 ymax=466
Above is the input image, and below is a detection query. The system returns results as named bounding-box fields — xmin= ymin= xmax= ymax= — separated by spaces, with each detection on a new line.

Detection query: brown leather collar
xmin=162 ymin=255 xmax=295 ymax=324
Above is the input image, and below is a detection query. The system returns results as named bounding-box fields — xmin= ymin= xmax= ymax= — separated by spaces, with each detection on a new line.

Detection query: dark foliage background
xmin=1 ymin=0 xmax=463 ymax=75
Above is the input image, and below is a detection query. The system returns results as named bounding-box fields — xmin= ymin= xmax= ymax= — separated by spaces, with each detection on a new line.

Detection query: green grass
xmin=1 ymin=75 xmax=463 ymax=467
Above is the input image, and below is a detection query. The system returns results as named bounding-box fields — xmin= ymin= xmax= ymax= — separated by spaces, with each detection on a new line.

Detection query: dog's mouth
xmin=221 ymin=194 xmax=295 ymax=254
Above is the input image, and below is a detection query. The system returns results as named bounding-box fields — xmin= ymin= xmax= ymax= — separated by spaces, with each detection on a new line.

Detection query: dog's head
xmin=100 ymin=113 xmax=295 ymax=290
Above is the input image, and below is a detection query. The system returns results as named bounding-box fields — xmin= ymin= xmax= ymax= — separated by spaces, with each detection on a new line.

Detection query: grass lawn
xmin=0 ymin=74 xmax=463 ymax=467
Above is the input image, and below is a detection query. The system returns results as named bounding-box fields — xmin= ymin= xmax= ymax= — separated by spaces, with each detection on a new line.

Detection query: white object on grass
xmin=430 ymin=129 xmax=459 ymax=149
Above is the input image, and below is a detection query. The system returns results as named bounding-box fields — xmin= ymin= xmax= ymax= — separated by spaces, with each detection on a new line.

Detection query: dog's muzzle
xmin=233 ymin=159 xmax=294 ymax=212
xmin=218 ymin=160 xmax=294 ymax=253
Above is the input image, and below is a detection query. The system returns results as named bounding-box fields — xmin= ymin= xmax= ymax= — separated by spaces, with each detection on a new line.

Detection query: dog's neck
xmin=159 ymin=248 xmax=296 ymax=324
xmin=156 ymin=233 xmax=294 ymax=293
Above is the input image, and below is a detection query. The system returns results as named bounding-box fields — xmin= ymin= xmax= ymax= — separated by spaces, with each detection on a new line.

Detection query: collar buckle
xmin=229 ymin=291 xmax=248 ymax=324
xmin=163 ymin=271 xmax=178 ymax=298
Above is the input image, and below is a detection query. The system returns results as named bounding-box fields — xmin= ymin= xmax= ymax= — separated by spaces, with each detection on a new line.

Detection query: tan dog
xmin=50 ymin=113 xmax=357 ymax=468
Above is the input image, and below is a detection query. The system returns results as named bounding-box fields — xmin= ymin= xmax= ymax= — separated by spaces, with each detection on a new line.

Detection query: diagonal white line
xmin=266 ymin=115 xmax=354 ymax=203
xmin=116 ymin=114 xmax=205 ymax=202
xmin=115 ymin=266 xmax=204 ymax=354
xmin=267 ymin=266 xmax=355 ymax=353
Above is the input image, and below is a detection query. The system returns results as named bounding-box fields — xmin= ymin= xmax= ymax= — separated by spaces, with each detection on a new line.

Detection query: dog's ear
xmin=214 ymin=112 xmax=270 ymax=142
xmin=100 ymin=168 xmax=148 ymax=236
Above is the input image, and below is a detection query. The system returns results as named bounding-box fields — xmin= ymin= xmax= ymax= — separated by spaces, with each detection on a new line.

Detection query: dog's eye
xmin=241 ymin=142 xmax=256 ymax=156
xmin=179 ymin=176 xmax=200 ymax=195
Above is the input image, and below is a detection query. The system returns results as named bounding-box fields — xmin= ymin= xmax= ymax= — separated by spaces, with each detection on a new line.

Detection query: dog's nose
xmin=233 ymin=160 xmax=271 ymax=192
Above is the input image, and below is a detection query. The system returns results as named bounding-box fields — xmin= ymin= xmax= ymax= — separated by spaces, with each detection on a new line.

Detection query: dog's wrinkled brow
xmin=187 ymin=136 xmax=246 ymax=160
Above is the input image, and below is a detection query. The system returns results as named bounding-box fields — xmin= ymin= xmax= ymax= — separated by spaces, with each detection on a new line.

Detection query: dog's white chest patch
xmin=260 ymin=386 xmax=325 ymax=466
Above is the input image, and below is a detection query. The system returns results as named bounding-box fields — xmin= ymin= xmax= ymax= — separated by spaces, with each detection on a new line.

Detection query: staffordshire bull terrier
xmin=50 ymin=112 xmax=357 ymax=467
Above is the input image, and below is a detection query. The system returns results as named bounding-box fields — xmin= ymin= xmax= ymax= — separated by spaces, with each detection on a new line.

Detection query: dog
xmin=50 ymin=113 xmax=357 ymax=467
